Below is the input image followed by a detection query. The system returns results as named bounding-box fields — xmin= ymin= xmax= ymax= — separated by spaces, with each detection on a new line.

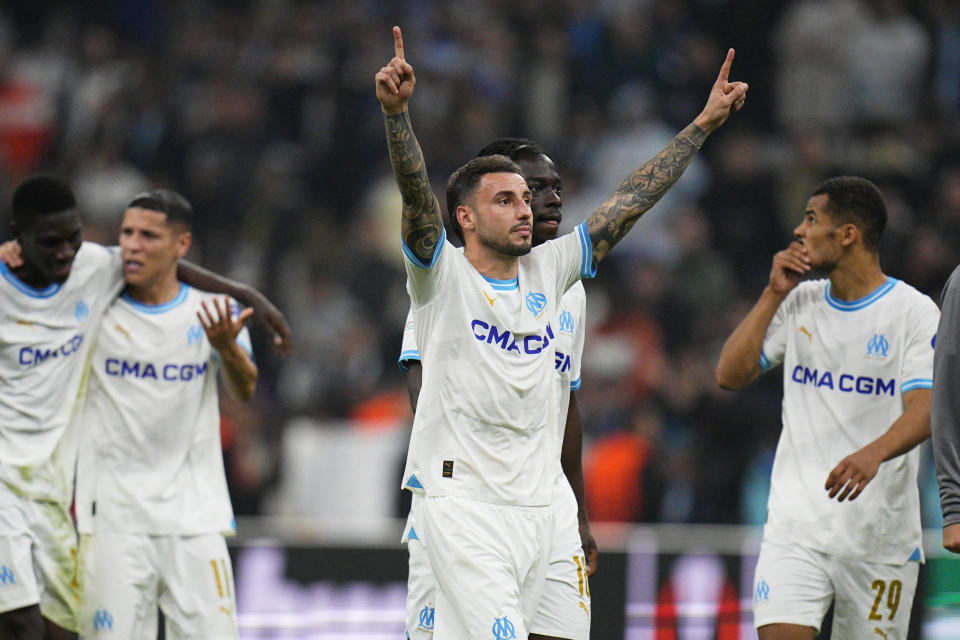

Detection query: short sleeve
xmin=568 ymin=285 xmax=587 ymax=391
xmin=398 ymin=308 xmax=420 ymax=371
xmin=760 ymin=293 xmax=793 ymax=372
xmin=900 ymin=294 xmax=939 ymax=393
xmin=403 ymin=229 xmax=451 ymax=308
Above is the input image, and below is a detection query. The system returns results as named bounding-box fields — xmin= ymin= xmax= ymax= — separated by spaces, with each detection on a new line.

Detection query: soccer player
xmin=715 ymin=176 xmax=938 ymax=640
xmin=399 ymin=138 xmax=594 ymax=640
xmin=932 ymin=266 xmax=960 ymax=554
xmin=0 ymin=176 xmax=288 ymax=640
xmin=377 ymin=26 xmax=746 ymax=638
xmin=73 ymin=189 xmax=255 ymax=639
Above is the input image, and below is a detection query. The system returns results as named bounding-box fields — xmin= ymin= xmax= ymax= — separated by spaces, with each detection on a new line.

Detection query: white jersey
xmin=760 ymin=277 xmax=938 ymax=563
xmin=551 ymin=280 xmax=586 ymax=440
xmin=75 ymin=284 xmax=252 ymax=536
xmin=401 ymin=223 xmax=593 ymax=506
xmin=0 ymin=242 xmax=123 ymax=497
xmin=399 ymin=279 xmax=587 ymax=538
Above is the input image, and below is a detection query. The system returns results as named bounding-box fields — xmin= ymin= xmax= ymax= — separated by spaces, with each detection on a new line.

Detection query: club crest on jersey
xmin=754 ymin=579 xmax=770 ymax=603
xmin=866 ymin=333 xmax=889 ymax=359
xmin=558 ymin=309 xmax=575 ymax=335
xmin=92 ymin=608 xmax=113 ymax=631
xmin=492 ymin=615 xmax=516 ymax=640
xmin=418 ymin=604 xmax=435 ymax=630
xmin=74 ymin=300 xmax=89 ymax=321
xmin=188 ymin=324 xmax=204 ymax=345
xmin=525 ymin=291 xmax=547 ymax=317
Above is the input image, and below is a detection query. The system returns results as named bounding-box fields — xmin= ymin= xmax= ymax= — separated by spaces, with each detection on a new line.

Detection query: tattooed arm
xmin=586 ymin=49 xmax=748 ymax=263
xmin=376 ymin=26 xmax=443 ymax=265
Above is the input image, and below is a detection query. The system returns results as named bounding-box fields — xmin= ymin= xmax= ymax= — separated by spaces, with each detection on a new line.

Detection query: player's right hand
xmin=375 ymin=26 xmax=415 ymax=115
xmin=0 ymin=240 xmax=23 ymax=267
xmin=768 ymin=241 xmax=810 ymax=295
xmin=944 ymin=523 xmax=960 ymax=553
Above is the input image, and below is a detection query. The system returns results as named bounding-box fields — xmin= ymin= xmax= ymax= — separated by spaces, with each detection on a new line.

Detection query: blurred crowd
xmin=1 ymin=0 xmax=958 ymax=525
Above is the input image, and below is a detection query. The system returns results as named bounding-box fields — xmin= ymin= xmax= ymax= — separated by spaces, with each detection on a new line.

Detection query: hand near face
xmin=0 ymin=240 xmax=23 ymax=267
xmin=769 ymin=241 xmax=810 ymax=295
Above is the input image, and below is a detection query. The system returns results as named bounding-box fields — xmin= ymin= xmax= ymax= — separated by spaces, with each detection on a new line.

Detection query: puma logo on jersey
xmin=114 ymin=323 xmax=131 ymax=339
xmin=799 ymin=326 xmax=814 ymax=343
xmin=874 ymin=629 xmax=888 ymax=639
xmin=482 ymin=290 xmax=497 ymax=307
xmin=15 ymin=320 xmax=33 ymax=327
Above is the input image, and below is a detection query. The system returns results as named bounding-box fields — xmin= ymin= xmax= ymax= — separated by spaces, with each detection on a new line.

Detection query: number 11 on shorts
xmin=210 ymin=558 xmax=233 ymax=600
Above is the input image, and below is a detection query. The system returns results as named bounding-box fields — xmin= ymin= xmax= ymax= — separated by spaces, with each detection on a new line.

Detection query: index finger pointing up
xmin=393 ymin=26 xmax=405 ymax=61
xmin=716 ymin=48 xmax=735 ymax=83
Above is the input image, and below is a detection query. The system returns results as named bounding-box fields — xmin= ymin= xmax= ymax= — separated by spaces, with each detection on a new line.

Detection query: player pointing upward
xmin=378 ymin=26 xmax=746 ymax=638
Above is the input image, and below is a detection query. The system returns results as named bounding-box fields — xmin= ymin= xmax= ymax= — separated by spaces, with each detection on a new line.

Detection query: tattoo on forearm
xmin=586 ymin=122 xmax=705 ymax=261
xmin=385 ymin=112 xmax=443 ymax=263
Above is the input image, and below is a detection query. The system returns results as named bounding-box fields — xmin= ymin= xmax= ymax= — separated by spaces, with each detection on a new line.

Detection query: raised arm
xmin=715 ymin=242 xmax=809 ymax=389
xmin=376 ymin=26 xmax=443 ymax=265
xmin=560 ymin=392 xmax=597 ymax=575
xmin=178 ymin=261 xmax=291 ymax=356
xmin=585 ymin=49 xmax=748 ymax=263
xmin=199 ymin=297 xmax=258 ymax=401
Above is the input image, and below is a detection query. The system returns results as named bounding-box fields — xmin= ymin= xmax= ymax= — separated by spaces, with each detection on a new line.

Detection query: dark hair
xmin=127 ymin=188 xmax=193 ymax=230
xmin=811 ymin=176 xmax=887 ymax=251
xmin=445 ymin=155 xmax=524 ymax=243
xmin=11 ymin=175 xmax=77 ymax=228
xmin=474 ymin=137 xmax=545 ymax=162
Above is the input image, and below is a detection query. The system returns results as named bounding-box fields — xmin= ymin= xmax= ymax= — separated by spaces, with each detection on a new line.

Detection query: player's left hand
xmin=824 ymin=445 xmax=883 ymax=502
xmin=244 ymin=290 xmax=293 ymax=357
xmin=693 ymin=48 xmax=748 ymax=133
xmin=943 ymin=523 xmax=960 ymax=553
xmin=580 ymin=522 xmax=599 ymax=576
xmin=0 ymin=240 xmax=23 ymax=267
xmin=198 ymin=297 xmax=254 ymax=352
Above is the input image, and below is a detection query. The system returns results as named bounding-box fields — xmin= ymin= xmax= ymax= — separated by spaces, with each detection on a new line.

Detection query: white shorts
xmin=530 ymin=479 xmax=591 ymax=640
xmin=0 ymin=479 xmax=80 ymax=631
xmin=421 ymin=495 xmax=552 ymax=640
xmin=753 ymin=539 xmax=919 ymax=638
xmin=78 ymin=532 xmax=238 ymax=640
xmin=404 ymin=494 xmax=436 ymax=638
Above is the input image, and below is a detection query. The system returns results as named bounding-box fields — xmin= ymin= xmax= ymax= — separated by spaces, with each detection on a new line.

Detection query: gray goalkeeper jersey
xmin=933 ymin=264 xmax=960 ymax=525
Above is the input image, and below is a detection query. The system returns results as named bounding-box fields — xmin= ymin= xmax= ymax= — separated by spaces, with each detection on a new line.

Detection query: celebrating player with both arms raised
xmin=376 ymin=25 xmax=746 ymax=638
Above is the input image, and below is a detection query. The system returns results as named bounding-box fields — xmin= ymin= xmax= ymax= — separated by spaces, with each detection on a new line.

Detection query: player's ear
xmin=457 ymin=205 xmax=474 ymax=234
xmin=175 ymin=231 xmax=192 ymax=258
xmin=840 ymin=223 xmax=859 ymax=248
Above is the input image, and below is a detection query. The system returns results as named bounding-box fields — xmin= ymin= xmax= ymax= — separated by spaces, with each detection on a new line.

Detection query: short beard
xmin=478 ymin=232 xmax=531 ymax=257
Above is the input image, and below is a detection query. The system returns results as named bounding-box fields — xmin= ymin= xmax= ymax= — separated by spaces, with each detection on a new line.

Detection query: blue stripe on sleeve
xmin=759 ymin=352 xmax=771 ymax=371
xmin=398 ymin=350 xmax=421 ymax=372
xmin=401 ymin=227 xmax=446 ymax=270
xmin=576 ymin=222 xmax=596 ymax=279
xmin=901 ymin=378 xmax=932 ymax=393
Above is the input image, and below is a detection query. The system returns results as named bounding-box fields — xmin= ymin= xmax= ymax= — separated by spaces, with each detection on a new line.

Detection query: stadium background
xmin=1 ymin=0 xmax=959 ymax=637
